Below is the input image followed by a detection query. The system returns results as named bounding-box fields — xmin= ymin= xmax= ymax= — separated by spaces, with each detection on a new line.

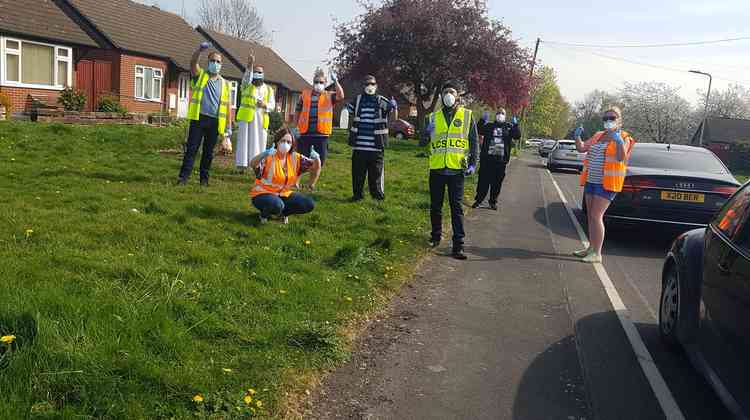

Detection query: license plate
xmin=660 ymin=191 xmax=705 ymax=203
xmin=566 ymin=153 xmax=578 ymax=158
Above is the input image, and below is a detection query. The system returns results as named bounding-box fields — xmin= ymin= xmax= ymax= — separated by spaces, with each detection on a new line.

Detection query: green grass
xmin=0 ymin=122 xmax=475 ymax=418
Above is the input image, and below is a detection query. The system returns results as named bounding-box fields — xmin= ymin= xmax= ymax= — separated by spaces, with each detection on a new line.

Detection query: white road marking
xmin=545 ymin=169 xmax=685 ymax=420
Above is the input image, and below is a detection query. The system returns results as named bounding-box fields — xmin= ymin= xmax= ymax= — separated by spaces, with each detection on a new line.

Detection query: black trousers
xmin=429 ymin=171 xmax=465 ymax=249
xmin=352 ymin=150 xmax=385 ymax=200
xmin=179 ymin=116 xmax=219 ymax=182
xmin=475 ymin=157 xmax=507 ymax=205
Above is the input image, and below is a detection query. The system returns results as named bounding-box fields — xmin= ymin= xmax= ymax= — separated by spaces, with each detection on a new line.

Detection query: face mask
xmin=364 ymin=85 xmax=377 ymax=95
xmin=496 ymin=114 xmax=506 ymax=123
xmin=207 ymin=61 xmax=221 ymax=75
xmin=278 ymin=142 xmax=291 ymax=154
xmin=313 ymin=83 xmax=325 ymax=93
xmin=442 ymin=93 xmax=456 ymax=108
xmin=603 ymin=120 xmax=617 ymax=130
xmin=252 ymin=72 xmax=264 ymax=81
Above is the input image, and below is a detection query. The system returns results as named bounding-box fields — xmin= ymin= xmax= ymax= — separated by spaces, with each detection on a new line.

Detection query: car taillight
xmin=712 ymin=186 xmax=737 ymax=196
xmin=621 ymin=178 xmax=657 ymax=193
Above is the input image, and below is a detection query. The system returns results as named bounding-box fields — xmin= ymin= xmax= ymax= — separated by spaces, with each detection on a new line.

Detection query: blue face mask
xmin=207 ymin=61 xmax=222 ymax=75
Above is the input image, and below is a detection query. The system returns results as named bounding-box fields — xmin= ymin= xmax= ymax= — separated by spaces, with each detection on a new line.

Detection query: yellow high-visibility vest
xmin=187 ymin=68 xmax=230 ymax=134
xmin=428 ymin=107 xmax=472 ymax=170
xmin=236 ymin=83 xmax=274 ymax=127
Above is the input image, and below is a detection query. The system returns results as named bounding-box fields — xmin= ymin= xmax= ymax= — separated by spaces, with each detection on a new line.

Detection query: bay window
xmin=1 ymin=37 xmax=71 ymax=88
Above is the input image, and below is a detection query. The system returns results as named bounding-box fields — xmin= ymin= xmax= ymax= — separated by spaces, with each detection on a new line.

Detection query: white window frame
xmin=134 ymin=64 xmax=163 ymax=102
xmin=229 ymin=81 xmax=238 ymax=109
xmin=0 ymin=36 xmax=72 ymax=90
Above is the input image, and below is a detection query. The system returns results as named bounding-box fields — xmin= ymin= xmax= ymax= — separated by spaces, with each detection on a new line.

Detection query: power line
xmin=542 ymin=36 xmax=750 ymax=49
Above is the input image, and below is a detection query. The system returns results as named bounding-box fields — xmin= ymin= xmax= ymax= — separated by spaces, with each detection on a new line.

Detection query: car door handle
xmin=718 ymin=262 xmax=731 ymax=274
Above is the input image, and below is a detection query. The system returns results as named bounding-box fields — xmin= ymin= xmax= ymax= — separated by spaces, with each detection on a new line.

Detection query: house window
xmin=229 ymin=81 xmax=238 ymax=109
xmin=0 ymin=37 xmax=71 ymax=89
xmin=134 ymin=65 xmax=163 ymax=101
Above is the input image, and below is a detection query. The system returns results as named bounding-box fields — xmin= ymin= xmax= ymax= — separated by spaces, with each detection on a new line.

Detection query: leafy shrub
xmin=97 ymin=94 xmax=127 ymax=114
xmin=0 ymin=91 xmax=11 ymax=117
xmin=269 ymin=111 xmax=284 ymax=134
xmin=57 ymin=88 xmax=86 ymax=112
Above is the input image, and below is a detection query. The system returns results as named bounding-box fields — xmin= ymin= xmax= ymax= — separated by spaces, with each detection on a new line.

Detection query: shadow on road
xmin=533 ymin=205 xmax=582 ymax=242
xmin=463 ymin=245 xmax=579 ymax=263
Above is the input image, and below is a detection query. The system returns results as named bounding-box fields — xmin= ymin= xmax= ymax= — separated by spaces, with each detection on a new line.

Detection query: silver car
xmin=547 ymin=140 xmax=584 ymax=172
xmin=538 ymin=139 xmax=557 ymax=157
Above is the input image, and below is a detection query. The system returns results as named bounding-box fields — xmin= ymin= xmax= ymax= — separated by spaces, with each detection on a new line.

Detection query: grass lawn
xmin=0 ymin=121 xmax=475 ymax=418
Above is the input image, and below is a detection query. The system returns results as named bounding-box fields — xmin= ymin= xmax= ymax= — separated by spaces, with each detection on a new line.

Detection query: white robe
xmin=236 ymin=79 xmax=275 ymax=168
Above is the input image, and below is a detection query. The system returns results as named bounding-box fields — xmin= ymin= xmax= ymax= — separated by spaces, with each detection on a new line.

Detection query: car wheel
xmin=659 ymin=264 xmax=681 ymax=350
xmin=395 ymin=132 xmax=405 ymax=140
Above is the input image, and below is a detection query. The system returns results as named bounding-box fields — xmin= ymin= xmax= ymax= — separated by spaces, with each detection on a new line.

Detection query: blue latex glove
xmin=574 ymin=126 xmax=584 ymax=139
xmin=465 ymin=165 xmax=476 ymax=176
xmin=512 ymin=116 xmax=518 ymax=125
xmin=426 ymin=120 xmax=435 ymax=135
xmin=199 ymin=42 xmax=211 ymax=50
xmin=261 ymin=144 xmax=275 ymax=159
xmin=482 ymin=111 xmax=490 ymax=121
xmin=389 ymin=96 xmax=398 ymax=109
xmin=611 ymin=129 xmax=624 ymax=145
xmin=310 ymin=145 xmax=320 ymax=161
xmin=329 ymin=70 xmax=337 ymax=84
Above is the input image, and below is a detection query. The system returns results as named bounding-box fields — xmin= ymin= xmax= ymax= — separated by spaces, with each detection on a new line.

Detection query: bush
xmin=97 ymin=94 xmax=127 ymax=114
xmin=269 ymin=111 xmax=284 ymax=134
xmin=57 ymin=88 xmax=86 ymax=112
xmin=0 ymin=91 xmax=11 ymax=117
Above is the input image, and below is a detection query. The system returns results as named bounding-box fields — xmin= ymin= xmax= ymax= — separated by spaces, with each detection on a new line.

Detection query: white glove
xmin=310 ymin=145 xmax=321 ymax=161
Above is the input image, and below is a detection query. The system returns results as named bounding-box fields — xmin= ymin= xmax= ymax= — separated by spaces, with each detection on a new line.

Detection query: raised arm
xmin=192 ymin=42 xmax=209 ymax=77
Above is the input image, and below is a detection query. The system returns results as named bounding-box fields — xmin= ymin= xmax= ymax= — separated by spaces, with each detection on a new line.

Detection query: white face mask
xmin=313 ymin=82 xmax=325 ymax=93
xmin=603 ymin=120 xmax=617 ymax=130
xmin=278 ymin=142 xmax=291 ymax=154
xmin=364 ymin=85 xmax=377 ymax=95
xmin=252 ymin=72 xmax=264 ymax=80
xmin=496 ymin=114 xmax=506 ymax=123
xmin=442 ymin=93 xmax=456 ymax=108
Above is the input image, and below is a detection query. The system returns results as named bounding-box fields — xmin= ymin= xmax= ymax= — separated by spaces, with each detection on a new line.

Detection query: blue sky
xmin=144 ymin=0 xmax=750 ymax=106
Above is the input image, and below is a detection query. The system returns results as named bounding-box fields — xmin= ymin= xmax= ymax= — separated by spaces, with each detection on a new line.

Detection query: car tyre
xmin=659 ymin=263 xmax=682 ymax=351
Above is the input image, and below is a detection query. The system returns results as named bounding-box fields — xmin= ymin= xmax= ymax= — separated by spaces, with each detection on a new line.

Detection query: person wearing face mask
xmin=249 ymin=127 xmax=321 ymax=224
xmin=236 ymin=49 xmax=275 ymax=172
xmin=178 ymin=42 xmax=232 ymax=186
xmin=472 ymin=108 xmax=521 ymax=210
xmin=573 ymin=106 xmax=636 ymax=263
xmin=345 ymin=75 xmax=398 ymax=201
xmin=419 ymin=83 xmax=479 ymax=260
xmin=296 ymin=68 xmax=345 ymax=167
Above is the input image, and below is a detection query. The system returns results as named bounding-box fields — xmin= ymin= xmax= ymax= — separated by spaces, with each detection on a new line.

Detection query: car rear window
xmin=556 ymin=143 xmax=576 ymax=150
xmin=628 ymin=148 xmax=727 ymax=173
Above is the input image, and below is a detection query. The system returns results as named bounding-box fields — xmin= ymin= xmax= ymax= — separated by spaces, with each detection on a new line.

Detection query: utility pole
xmin=689 ymin=70 xmax=712 ymax=147
xmin=520 ymin=38 xmax=541 ymax=148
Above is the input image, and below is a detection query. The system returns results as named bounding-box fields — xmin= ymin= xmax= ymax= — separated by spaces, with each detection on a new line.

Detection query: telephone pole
xmin=520 ymin=38 xmax=541 ymax=147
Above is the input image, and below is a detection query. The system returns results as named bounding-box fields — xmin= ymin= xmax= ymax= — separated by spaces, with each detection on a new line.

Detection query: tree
xmin=333 ymin=0 xmax=530 ymax=130
xmin=525 ymin=66 xmax=572 ymax=139
xmin=697 ymin=83 xmax=750 ymax=119
xmin=616 ymin=82 xmax=693 ymax=144
xmin=197 ymin=0 xmax=268 ymax=44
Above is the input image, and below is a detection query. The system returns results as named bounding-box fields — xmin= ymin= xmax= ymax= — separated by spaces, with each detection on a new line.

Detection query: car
xmin=526 ymin=138 xmax=543 ymax=148
xmin=547 ymin=140 xmax=584 ymax=171
xmin=389 ymin=119 xmax=415 ymax=140
xmin=538 ymin=140 xmax=557 ymax=157
xmin=583 ymin=143 xmax=741 ymax=228
xmin=658 ymin=182 xmax=750 ymax=418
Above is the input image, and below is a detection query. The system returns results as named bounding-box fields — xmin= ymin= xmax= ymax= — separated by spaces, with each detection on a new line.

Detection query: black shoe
xmin=430 ymin=239 xmax=441 ymax=248
xmin=471 ymin=201 xmax=481 ymax=209
xmin=452 ymin=248 xmax=467 ymax=260
xmin=175 ymin=178 xmax=187 ymax=186
xmin=200 ymin=179 xmax=209 ymax=187
xmin=489 ymin=203 xmax=498 ymax=211
xmin=351 ymin=196 xmax=364 ymax=202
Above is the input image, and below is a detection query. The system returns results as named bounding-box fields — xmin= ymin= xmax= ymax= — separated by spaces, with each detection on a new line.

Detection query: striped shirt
xmin=346 ymin=94 xmax=395 ymax=152
xmin=586 ymin=141 xmax=607 ymax=184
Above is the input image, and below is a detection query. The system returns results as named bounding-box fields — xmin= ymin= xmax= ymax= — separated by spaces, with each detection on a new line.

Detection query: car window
xmin=556 ymin=143 xmax=576 ymax=150
xmin=713 ymin=184 xmax=750 ymax=242
xmin=629 ymin=148 xmax=727 ymax=173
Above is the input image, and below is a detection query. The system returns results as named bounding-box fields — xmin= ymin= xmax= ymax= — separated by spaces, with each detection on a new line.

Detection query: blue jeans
xmin=251 ymin=192 xmax=315 ymax=218
xmin=584 ymin=182 xmax=617 ymax=201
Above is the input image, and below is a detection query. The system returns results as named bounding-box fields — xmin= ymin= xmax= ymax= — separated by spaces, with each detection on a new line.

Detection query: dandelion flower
xmin=10 ymin=158 xmax=15 ymax=161
xmin=243 ymin=395 xmax=253 ymax=404
xmin=1 ymin=335 xmax=16 ymax=344
xmin=192 ymin=394 xmax=204 ymax=403
xmin=255 ymin=400 xmax=263 ymax=408
xmin=247 ymin=388 xmax=257 ymax=395
xmin=24 ymin=229 xmax=33 ymax=237
xmin=345 ymin=297 xmax=353 ymax=302
xmin=222 ymin=368 xmax=233 ymax=373
xmin=304 ymin=240 xmax=311 ymax=245
xmin=279 ymin=290 xmax=287 ymax=294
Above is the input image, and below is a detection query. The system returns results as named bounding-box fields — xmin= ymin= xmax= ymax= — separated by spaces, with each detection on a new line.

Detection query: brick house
xmin=197 ymin=27 xmax=311 ymax=123
xmin=0 ymin=0 xmax=101 ymax=115
xmin=61 ymin=0 xmax=245 ymax=116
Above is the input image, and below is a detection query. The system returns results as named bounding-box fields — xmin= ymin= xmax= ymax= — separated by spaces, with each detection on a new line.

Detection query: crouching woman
xmin=250 ymin=127 xmax=321 ymax=224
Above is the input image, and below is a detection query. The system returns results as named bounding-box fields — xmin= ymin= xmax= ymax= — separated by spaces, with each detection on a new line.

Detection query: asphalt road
xmin=307 ymin=151 xmax=730 ymax=420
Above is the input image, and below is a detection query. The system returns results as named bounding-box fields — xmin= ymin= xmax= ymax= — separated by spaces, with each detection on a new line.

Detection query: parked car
xmin=526 ymin=138 xmax=543 ymax=148
xmin=583 ymin=143 xmax=740 ymax=228
xmin=658 ymin=182 xmax=750 ymax=418
xmin=538 ymin=140 xmax=557 ymax=157
xmin=389 ymin=119 xmax=415 ymax=139
xmin=548 ymin=140 xmax=584 ymax=171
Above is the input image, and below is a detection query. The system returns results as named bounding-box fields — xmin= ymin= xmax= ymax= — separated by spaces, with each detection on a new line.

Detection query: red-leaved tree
xmin=333 ymin=0 xmax=531 ymax=129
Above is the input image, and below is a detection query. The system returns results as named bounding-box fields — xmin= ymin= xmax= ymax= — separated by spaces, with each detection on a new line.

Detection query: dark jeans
xmin=429 ymin=170 xmax=465 ymax=249
xmin=251 ymin=192 xmax=315 ymax=218
xmin=475 ymin=157 xmax=507 ymax=205
xmin=179 ymin=116 xmax=219 ymax=182
xmin=298 ymin=135 xmax=329 ymax=166
xmin=352 ymin=150 xmax=385 ymax=200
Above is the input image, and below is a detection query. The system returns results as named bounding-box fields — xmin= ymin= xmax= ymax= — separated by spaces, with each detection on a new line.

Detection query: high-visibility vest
xmin=428 ymin=107 xmax=472 ymax=170
xmin=187 ymin=68 xmax=230 ymax=134
xmin=298 ymin=90 xmax=333 ymax=136
xmin=579 ymin=130 xmax=636 ymax=192
xmin=250 ymin=152 xmax=301 ymax=198
xmin=237 ymin=83 xmax=274 ymax=127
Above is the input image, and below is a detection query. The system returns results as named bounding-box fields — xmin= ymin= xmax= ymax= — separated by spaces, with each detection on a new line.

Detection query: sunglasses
xmin=602 ymin=116 xmax=617 ymax=122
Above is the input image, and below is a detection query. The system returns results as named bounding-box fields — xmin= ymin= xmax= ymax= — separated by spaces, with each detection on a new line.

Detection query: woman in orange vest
xmin=574 ymin=106 xmax=635 ymax=263
xmin=249 ymin=127 xmax=321 ymax=224
xmin=295 ymin=68 xmax=344 ymax=166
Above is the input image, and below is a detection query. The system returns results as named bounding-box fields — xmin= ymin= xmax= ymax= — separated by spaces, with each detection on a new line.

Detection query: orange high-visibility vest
xmin=579 ymin=130 xmax=636 ymax=192
xmin=250 ymin=152 xmax=301 ymax=198
xmin=298 ymin=90 xmax=333 ymax=135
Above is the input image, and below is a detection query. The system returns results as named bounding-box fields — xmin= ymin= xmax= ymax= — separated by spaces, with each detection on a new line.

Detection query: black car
xmin=659 ymin=182 xmax=750 ymax=418
xmin=584 ymin=143 xmax=740 ymax=228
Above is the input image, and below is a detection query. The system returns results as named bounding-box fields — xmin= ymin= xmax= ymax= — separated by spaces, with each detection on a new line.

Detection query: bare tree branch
xmin=197 ymin=0 xmax=269 ymax=44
